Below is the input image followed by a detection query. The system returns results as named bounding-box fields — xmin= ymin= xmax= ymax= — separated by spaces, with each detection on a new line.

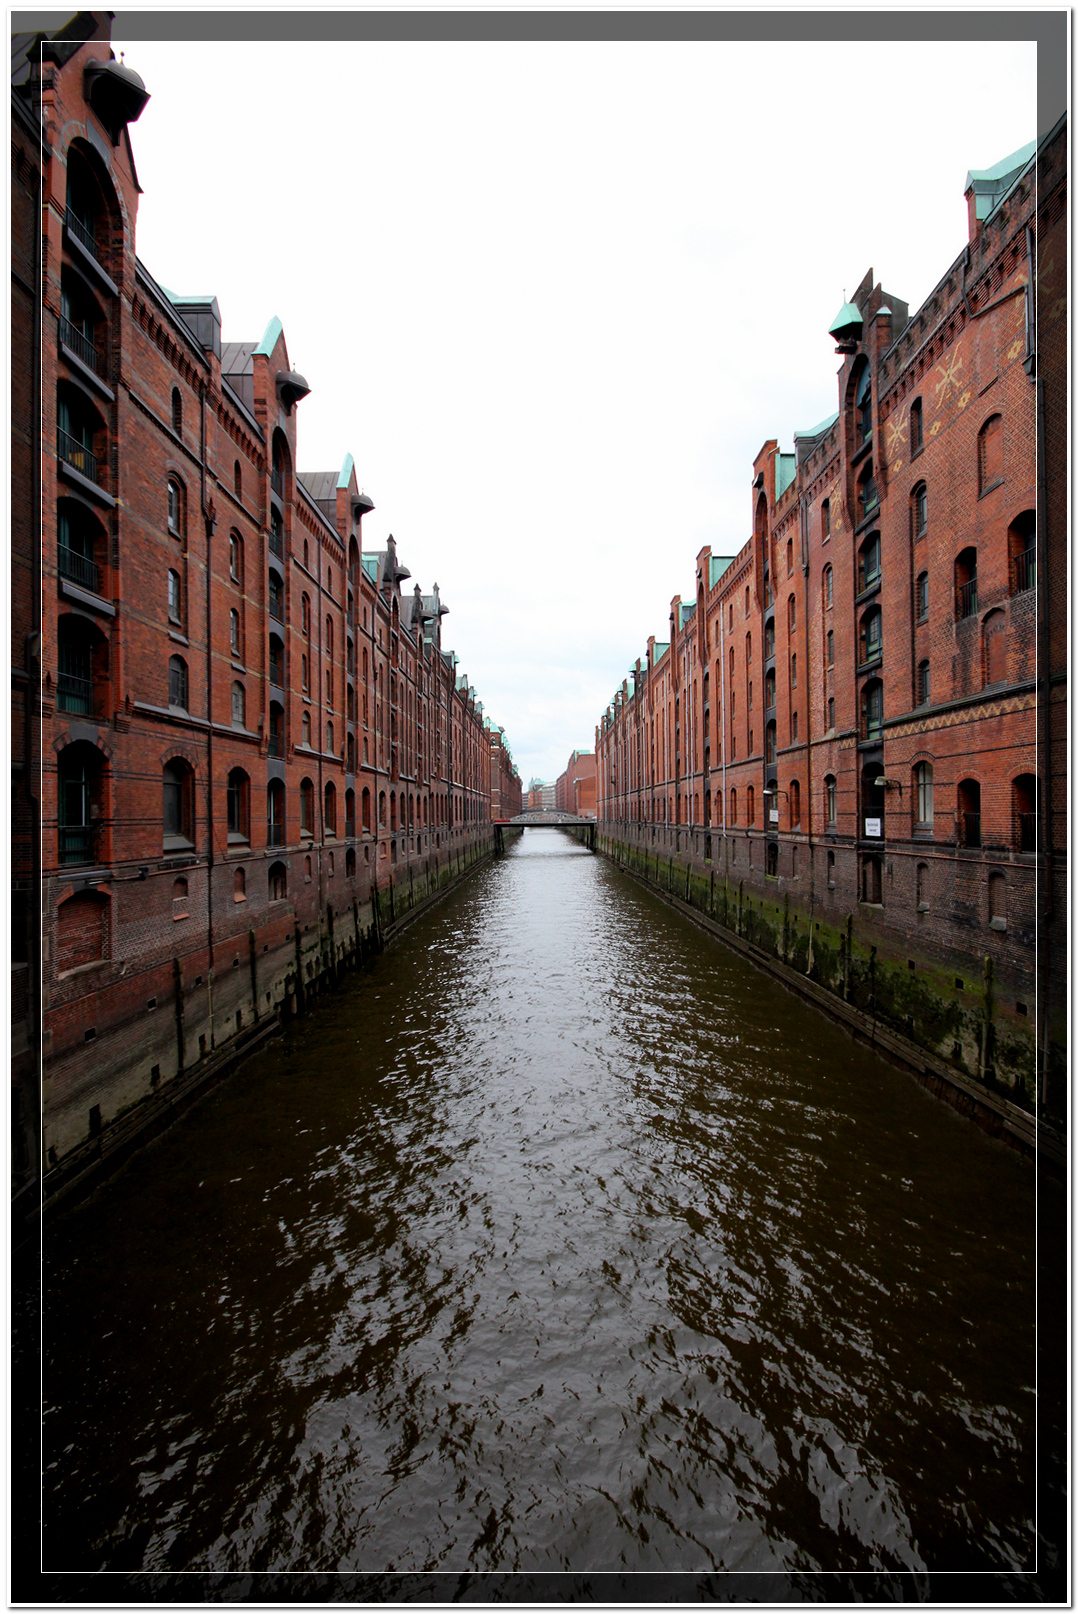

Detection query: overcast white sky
xmin=113 ymin=28 xmax=1037 ymax=786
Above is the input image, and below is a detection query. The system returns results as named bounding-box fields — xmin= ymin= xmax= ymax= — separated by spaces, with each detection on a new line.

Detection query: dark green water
xmin=42 ymin=833 xmax=1046 ymax=1575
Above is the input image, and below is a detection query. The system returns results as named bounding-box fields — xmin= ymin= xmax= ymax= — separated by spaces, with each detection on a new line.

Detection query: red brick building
xmin=555 ymin=750 xmax=596 ymax=818
xmin=598 ymin=123 xmax=1066 ymax=1112
xmin=12 ymin=15 xmax=520 ymax=1180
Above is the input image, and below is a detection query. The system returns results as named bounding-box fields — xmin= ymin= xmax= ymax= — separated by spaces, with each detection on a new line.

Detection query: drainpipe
xmin=200 ymin=382 xmax=216 ymax=1047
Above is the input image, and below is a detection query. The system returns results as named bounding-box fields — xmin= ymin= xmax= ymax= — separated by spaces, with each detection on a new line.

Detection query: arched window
xmin=268 ymin=635 xmax=284 ymax=688
xmin=346 ymin=847 xmax=356 ymax=879
xmin=327 ymin=851 xmax=335 ymax=877
xmin=827 ymin=849 xmax=836 ymax=888
xmin=230 ymin=608 xmax=241 ymax=657
xmin=1009 ymin=511 xmax=1036 ymax=594
xmin=233 ymin=867 xmax=246 ymax=902
xmin=787 ymin=595 xmax=796 ymax=635
xmin=854 ymin=362 xmax=872 ymax=447
xmin=827 ymin=695 xmax=835 ymax=730
xmin=988 ymin=872 xmax=1007 ymax=929
xmin=231 ymin=681 xmax=245 ymax=727
xmin=171 ymin=387 xmax=182 ymax=435
xmin=823 ymin=564 xmax=833 ymax=608
xmin=1013 ymin=773 xmax=1038 ymax=851
xmin=302 ymin=593 xmax=311 ymax=637
xmin=744 ymin=585 xmax=750 ymax=618
xmin=269 ymin=861 xmax=287 ymax=901
xmin=362 ymin=787 xmax=372 ymax=832
xmin=267 ymin=780 xmax=285 ymax=846
xmin=914 ymin=762 xmax=933 ymax=829
xmin=861 ymin=678 xmax=883 ymax=740
xmin=764 ymin=669 xmax=775 ymax=711
xmin=916 ymin=572 xmax=929 ymax=620
xmin=825 ymin=774 xmax=837 ymax=826
xmin=168 ymin=568 xmax=182 ymax=625
xmin=304 ymin=854 xmax=312 ymax=882
xmin=747 ymin=784 xmax=755 ymax=825
xmin=764 ymin=619 xmax=775 ymax=658
xmin=301 ymin=653 xmax=309 ymax=694
xmin=910 ymin=397 xmax=923 ymax=455
xmin=826 ymin=628 xmax=834 ymax=666
xmin=168 ymin=655 xmax=188 ymax=710
xmin=858 ymin=531 xmax=880 ymax=593
xmin=790 ymin=779 xmax=801 ymax=828
xmin=268 ymin=571 xmax=284 ymax=624
xmin=325 ymin=781 xmax=337 ymax=836
xmin=300 ymin=777 xmax=314 ymax=836
xmin=958 ymin=778 xmax=981 ymax=847
xmin=729 ymin=786 xmax=737 ymax=825
xmin=163 ymin=759 xmax=193 ymax=844
xmin=918 ymin=659 xmax=931 ymax=706
xmin=301 ymin=710 xmax=311 ymax=747
xmin=821 ymin=498 xmax=831 ymax=538
xmin=390 ymin=792 xmax=398 ymax=832
xmin=786 ymin=539 xmax=793 ymax=576
xmin=954 ymin=548 xmax=978 ymax=619
xmin=227 ymin=767 xmax=249 ymax=839
xmin=229 ymin=531 xmax=242 ymax=582
xmin=765 ymin=720 xmax=777 ymax=763
xmin=379 ymin=790 xmax=387 ymax=827
xmin=911 ymin=481 xmax=928 ymax=540
xmin=745 ymin=633 xmax=752 ymax=667
xmin=326 ymin=720 xmax=334 ymax=754
xmin=233 ymin=460 xmax=242 ymax=500
xmin=978 ymin=414 xmax=1003 ymax=493
xmin=326 ymin=616 xmax=333 ymax=659
xmin=172 ymin=876 xmax=189 ymax=919
xmin=859 ymin=606 xmax=882 ymax=667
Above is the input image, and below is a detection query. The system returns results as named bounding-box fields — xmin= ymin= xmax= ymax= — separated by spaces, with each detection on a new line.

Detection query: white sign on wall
xmin=865 ymin=817 xmax=882 ymax=837
xmin=769 ymin=809 xmax=779 ymax=822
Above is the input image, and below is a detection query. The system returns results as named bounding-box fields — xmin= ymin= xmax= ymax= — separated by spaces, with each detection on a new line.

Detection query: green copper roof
xmin=828 ymin=299 xmax=862 ymax=336
xmin=337 ymin=453 xmax=354 ymax=490
xmin=795 ymin=411 xmax=839 ymax=441
xmin=708 ymin=555 xmax=734 ymax=589
xmin=653 ymin=641 xmax=670 ymax=664
xmin=361 ymin=553 xmax=379 ymax=584
xmin=966 ymin=140 xmax=1035 ymax=187
xmin=255 ymin=315 xmax=283 ymax=356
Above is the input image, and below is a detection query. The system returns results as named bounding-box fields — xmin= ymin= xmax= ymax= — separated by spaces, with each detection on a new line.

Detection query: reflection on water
xmin=43 ymin=833 xmax=1039 ymax=1574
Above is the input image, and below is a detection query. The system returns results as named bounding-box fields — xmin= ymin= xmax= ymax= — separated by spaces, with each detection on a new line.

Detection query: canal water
xmin=42 ymin=832 xmax=1046 ymax=1577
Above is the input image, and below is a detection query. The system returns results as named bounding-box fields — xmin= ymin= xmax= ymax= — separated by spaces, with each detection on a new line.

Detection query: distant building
xmin=556 ymin=751 xmax=596 ymax=818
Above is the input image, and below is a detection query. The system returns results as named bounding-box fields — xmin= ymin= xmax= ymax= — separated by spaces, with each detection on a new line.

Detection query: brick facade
xmin=597 ymin=123 xmax=1066 ymax=1114
xmin=12 ymin=16 xmax=520 ymax=1174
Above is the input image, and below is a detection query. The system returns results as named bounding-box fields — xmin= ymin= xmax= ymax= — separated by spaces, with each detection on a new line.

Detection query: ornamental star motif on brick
xmin=932 ymin=345 xmax=965 ymax=407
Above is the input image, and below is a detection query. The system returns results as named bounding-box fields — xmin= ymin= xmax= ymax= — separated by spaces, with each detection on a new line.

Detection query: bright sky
xmin=113 ymin=30 xmax=1037 ymax=785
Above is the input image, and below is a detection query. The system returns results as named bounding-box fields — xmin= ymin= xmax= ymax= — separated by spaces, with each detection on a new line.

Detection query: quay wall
xmin=596 ymin=819 xmax=1063 ymax=1172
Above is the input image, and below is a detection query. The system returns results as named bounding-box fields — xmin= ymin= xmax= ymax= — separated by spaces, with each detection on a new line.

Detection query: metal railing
xmin=268 ymin=731 xmax=284 ymax=759
xmin=269 ymin=596 xmax=284 ymax=624
xmin=1018 ymin=812 xmax=1037 ymax=852
xmin=65 ymin=208 xmax=99 ymax=261
xmin=58 ymin=544 xmax=101 ymax=593
xmin=267 ymin=821 xmax=284 ymax=847
xmin=59 ymin=316 xmax=102 ymax=374
xmin=268 ymin=526 xmax=284 ymax=559
xmin=271 ymin=465 xmax=284 ymax=498
xmin=59 ymin=825 xmax=95 ymax=865
xmin=57 ymin=673 xmax=94 ymax=714
xmin=1013 ymin=547 xmax=1036 ymax=594
xmin=955 ymin=578 xmax=978 ymax=619
xmin=57 ymin=427 xmax=98 ymax=483
xmin=961 ymin=811 xmax=981 ymax=848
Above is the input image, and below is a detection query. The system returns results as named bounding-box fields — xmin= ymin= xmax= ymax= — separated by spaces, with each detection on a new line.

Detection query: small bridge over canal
xmin=494 ymin=811 xmax=597 ymax=851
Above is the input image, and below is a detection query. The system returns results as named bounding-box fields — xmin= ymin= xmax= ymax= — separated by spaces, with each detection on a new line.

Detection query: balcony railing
xmin=1013 ymin=547 xmax=1036 ymax=594
xmin=345 ymin=817 xmax=356 ymax=839
xmin=65 ymin=208 xmax=99 ymax=261
xmin=57 ymin=428 xmax=98 ymax=484
xmin=960 ymin=812 xmax=981 ymax=848
xmin=268 ymin=526 xmax=284 ymax=559
xmin=59 ymin=316 xmax=103 ymax=375
xmin=269 ymin=597 xmax=284 ymax=624
xmin=268 ymin=731 xmax=284 ymax=759
xmin=59 ymin=825 xmax=95 ymax=865
xmin=1018 ymin=812 xmax=1037 ymax=852
xmin=267 ymin=821 xmax=284 ymax=847
xmin=58 ymin=544 xmax=101 ymax=594
xmin=271 ymin=465 xmax=284 ymax=498
xmin=57 ymin=673 xmax=94 ymax=714
xmin=955 ymin=579 xmax=978 ymax=620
